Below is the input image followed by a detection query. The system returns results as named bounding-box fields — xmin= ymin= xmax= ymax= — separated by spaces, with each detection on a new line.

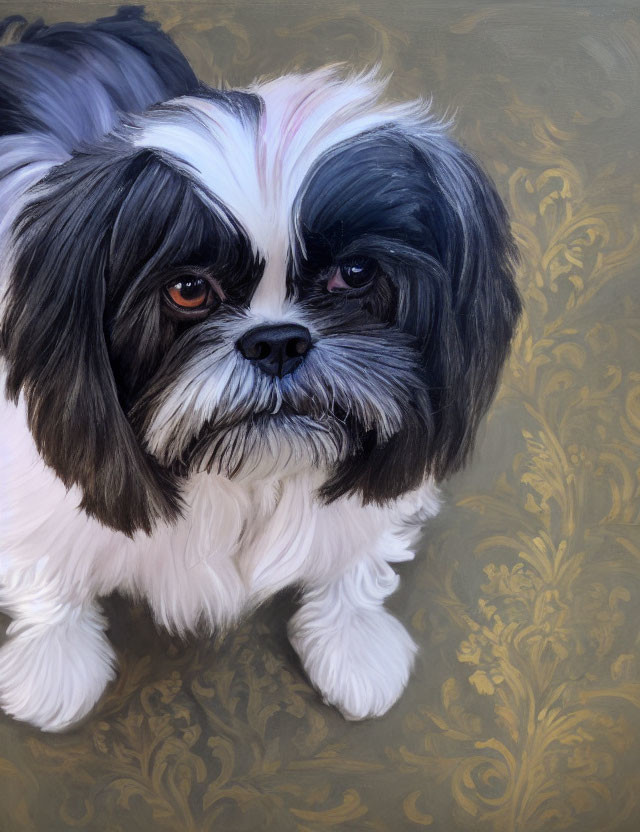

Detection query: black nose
xmin=237 ymin=323 xmax=312 ymax=377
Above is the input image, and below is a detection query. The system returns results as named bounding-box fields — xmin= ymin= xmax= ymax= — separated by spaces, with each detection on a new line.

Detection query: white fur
xmin=0 ymin=70 xmax=442 ymax=731
xmin=288 ymin=555 xmax=419 ymax=721
xmin=0 ymin=393 xmax=438 ymax=729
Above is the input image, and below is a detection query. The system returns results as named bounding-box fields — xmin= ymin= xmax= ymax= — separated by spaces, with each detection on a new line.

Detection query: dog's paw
xmin=0 ymin=607 xmax=116 ymax=731
xmin=289 ymin=606 xmax=417 ymax=720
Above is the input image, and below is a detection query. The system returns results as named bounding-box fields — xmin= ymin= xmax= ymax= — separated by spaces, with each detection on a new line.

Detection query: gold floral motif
xmin=399 ymin=48 xmax=640 ymax=829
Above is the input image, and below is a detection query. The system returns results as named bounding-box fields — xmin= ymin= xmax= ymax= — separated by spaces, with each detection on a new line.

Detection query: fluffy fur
xmin=0 ymin=7 xmax=520 ymax=731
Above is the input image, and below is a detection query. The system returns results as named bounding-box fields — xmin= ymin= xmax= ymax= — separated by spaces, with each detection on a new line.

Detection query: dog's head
xmin=0 ymin=69 xmax=521 ymax=535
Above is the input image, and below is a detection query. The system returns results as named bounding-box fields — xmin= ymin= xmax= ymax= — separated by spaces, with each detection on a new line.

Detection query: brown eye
xmin=167 ymin=278 xmax=209 ymax=308
xmin=327 ymin=258 xmax=378 ymax=293
xmin=164 ymin=271 xmax=224 ymax=318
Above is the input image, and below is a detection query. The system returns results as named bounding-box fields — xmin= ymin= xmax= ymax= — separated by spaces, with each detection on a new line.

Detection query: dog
xmin=0 ymin=6 xmax=521 ymax=731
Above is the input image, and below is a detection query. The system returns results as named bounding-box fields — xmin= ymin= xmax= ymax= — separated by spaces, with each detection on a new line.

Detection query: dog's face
xmin=0 ymin=71 xmax=521 ymax=535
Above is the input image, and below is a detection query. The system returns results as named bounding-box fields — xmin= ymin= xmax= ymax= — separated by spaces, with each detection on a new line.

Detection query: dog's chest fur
xmin=0 ymin=391 xmax=437 ymax=634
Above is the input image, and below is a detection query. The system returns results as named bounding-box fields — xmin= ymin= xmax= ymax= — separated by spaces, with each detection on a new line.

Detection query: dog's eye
xmin=327 ymin=258 xmax=378 ymax=293
xmin=167 ymin=278 xmax=209 ymax=308
xmin=164 ymin=272 xmax=224 ymax=318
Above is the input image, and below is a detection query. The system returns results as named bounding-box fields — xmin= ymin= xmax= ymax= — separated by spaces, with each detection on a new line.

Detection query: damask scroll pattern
xmin=399 ymin=77 xmax=640 ymax=831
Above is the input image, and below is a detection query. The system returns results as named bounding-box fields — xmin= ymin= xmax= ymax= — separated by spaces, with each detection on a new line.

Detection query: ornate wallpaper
xmin=1 ymin=1 xmax=639 ymax=830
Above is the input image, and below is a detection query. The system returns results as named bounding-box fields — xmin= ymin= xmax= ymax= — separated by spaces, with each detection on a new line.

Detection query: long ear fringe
xmin=423 ymin=132 xmax=522 ymax=480
xmin=319 ymin=409 xmax=433 ymax=505
xmin=0 ymin=149 xmax=183 ymax=535
xmin=322 ymin=128 xmax=521 ymax=505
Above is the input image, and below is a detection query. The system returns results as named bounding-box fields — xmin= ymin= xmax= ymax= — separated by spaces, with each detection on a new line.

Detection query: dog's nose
xmin=237 ymin=323 xmax=312 ymax=377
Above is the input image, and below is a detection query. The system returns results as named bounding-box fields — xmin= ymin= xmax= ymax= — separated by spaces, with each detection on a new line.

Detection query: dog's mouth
xmin=168 ymin=405 xmax=349 ymax=479
xmin=241 ymin=394 xmax=346 ymax=422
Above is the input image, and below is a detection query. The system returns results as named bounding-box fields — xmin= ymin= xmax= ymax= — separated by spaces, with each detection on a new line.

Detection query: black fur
xmin=1 ymin=149 xmax=170 ymax=534
xmin=0 ymin=137 xmax=264 ymax=535
xmin=0 ymin=6 xmax=200 ymax=535
xmin=292 ymin=126 xmax=521 ymax=503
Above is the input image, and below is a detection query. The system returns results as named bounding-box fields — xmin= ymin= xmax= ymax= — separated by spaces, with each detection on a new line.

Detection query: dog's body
xmin=1 ymin=392 xmax=438 ymax=729
xmin=0 ymin=8 xmax=520 ymax=731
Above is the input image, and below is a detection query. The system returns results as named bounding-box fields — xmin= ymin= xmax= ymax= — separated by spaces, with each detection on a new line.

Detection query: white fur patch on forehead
xmin=132 ymin=100 xmax=260 ymax=236
xmin=248 ymin=67 xmax=431 ymax=204
xmin=131 ymin=68 xmax=443 ymax=310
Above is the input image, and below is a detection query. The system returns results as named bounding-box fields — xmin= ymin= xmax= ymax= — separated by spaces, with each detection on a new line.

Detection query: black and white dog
xmin=0 ymin=7 xmax=521 ymax=730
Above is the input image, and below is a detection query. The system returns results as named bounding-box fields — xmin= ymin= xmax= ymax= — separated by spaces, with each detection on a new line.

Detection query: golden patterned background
xmin=1 ymin=1 xmax=639 ymax=830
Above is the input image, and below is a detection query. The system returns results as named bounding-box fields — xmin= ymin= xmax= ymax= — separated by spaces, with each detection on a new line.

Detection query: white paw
xmin=0 ymin=606 xmax=116 ymax=731
xmin=289 ymin=606 xmax=417 ymax=721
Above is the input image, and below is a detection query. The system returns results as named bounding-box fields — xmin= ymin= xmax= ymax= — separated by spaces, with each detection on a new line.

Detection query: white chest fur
xmin=0 ymin=391 xmax=438 ymax=636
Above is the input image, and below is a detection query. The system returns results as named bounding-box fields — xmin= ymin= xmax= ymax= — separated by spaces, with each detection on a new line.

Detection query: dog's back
xmin=0 ymin=5 xmax=198 ymax=150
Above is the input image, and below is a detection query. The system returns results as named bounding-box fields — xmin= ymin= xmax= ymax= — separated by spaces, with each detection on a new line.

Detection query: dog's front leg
xmin=0 ymin=577 xmax=115 ymax=731
xmin=288 ymin=557 xmax=417 ymax=720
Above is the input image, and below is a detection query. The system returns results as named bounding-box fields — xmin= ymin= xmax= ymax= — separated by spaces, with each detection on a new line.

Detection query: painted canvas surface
xmin=0 ymin=1 xmax=639 ymax=830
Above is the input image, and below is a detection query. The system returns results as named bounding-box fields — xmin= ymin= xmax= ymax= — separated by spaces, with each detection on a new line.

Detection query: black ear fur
xmin=322 ymin=128 xmax=521 ymax=503
xmin=320 ymin=408 xmax=433 ymax=504
xmin=411 ymin=130 xmax=522 ymax=481
xmin=0 ymin=146 xmax=186 ymax=535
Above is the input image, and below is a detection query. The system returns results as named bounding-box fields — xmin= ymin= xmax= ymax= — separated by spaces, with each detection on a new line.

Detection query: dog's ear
xmin=322 ymin=127 xmax=521 ymax=504
xmin=407 ymin=129 xmax=522 ymax=481
xmin=0 ymin=147 xmax=185 ymax=535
